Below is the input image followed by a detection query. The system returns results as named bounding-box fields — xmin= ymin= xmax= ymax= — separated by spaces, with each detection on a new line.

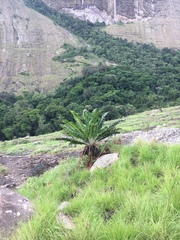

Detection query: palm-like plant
xmin=60 ymin=109 xmax=121 ymax=168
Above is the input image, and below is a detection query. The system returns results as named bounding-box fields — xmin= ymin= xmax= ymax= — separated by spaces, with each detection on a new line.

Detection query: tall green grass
xmin=11 ymin=142 xmax=180 ymax=240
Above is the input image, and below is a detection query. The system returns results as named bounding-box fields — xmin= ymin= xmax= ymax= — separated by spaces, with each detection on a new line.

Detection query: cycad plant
xmin=60 ymin=109 xmax=120 ymax=168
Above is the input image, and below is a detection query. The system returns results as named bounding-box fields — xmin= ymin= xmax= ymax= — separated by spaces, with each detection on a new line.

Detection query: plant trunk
xmin=83 ymin=145 xmax=100 ymax=168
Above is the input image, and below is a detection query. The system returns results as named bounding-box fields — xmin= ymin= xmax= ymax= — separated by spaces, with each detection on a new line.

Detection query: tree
xmin=60 ymin=109 xmax=121 ymax=168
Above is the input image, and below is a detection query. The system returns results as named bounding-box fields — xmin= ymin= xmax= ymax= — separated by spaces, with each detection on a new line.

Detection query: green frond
xmin=61 ymin=119 xmax=87 ymax=141
xmin=60 ymin=109 xmax=121 ymax=147
xmin=70 ymin=111 xmax=86 ymax=131
xmin=59 ymin=137 xmax=87 ymax=145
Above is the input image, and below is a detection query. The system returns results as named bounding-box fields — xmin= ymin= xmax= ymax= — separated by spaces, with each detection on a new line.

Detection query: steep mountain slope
xmin=0 ymin=0 xmax=78 ymax=94
xmin=42 ymin=0 xmax=180 ymax=49
xmin=0 ymin=0 xmax=179 ymax=94
xmin=106 ymin=0 xmax=180 ymax=49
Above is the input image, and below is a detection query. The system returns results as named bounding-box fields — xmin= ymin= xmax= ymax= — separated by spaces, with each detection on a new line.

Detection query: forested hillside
xmin=0 ymin=0 xmax=179 ymax=140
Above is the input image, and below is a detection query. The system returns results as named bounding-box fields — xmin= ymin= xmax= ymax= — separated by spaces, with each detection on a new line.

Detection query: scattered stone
xmin=58 ymin=201 xmax=70 ymax=211
xmin=150 ymin=109 xmax=161 ymax=116
xmin=0 ymin=188 xmax=34 ymax=238
xmin=57 ymin=212 xmax=74 ymax=230
xmin=24 ymin=135 xmax=30 ymax=139
xmin=90 ymin=153 xmax=119 ymax=173
xmin=57 ymin=202 xmax=74 ymax=229
xmin=12 ymin=139 xmax=19 ymax=145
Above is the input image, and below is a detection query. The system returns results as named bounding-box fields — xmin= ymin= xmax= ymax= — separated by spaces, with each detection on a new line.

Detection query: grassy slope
xmin=0 ymin=106 xmax=179 ymax=239
xmin=11 ymin=142 xmax=180 ymax=240
xmin=119 ymin=106 xmax=180 ymax=132
xmin=0 ymin=106 xmax=179 ymax=156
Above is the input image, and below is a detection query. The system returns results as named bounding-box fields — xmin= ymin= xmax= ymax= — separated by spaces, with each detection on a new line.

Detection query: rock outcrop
xmin=0 ymin=188 xmax=34 ymax=238
xmin=42 ymin=0 xmax=157 ymax=22
xmin=106 ymin=0 xmax=180 ymax=49
xmin=120 ymin=128 xmax=180 ymax=145
xmin=42 ymin=0 xmax=180 ymax=49
xmin=0 ymin=0 xmax=77 ymax=94
xmin=42 ymin=0 xmax=179 ymax=22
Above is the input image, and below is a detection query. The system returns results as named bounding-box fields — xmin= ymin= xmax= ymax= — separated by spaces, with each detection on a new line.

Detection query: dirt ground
xmin=0 ymin=151 xmax=80 ymax=188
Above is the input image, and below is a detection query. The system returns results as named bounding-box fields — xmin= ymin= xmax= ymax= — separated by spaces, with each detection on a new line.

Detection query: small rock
xmin=12 ymin=139 xmax=19 ymax=145
xmin=57 ymin=201 xmax=74 ymax=229
xmin=90 ymin=153 xmax=119 ymax=173
xmin=24 ymin=135 xmax=30 ymax=139
xmin=57 ymin=212 xmax=74 ymax=229
xmin=58 ymin=201 xmax=70 ymax=211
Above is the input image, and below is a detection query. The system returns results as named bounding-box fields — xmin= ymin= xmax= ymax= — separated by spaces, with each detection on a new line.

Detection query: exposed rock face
xmin=106 ymin=0 xmax=180 ymax=49
xmin=116 ymin=0 xmax=157 ymax=19
xmin=42 ymin=0 xmax=161 ymax=21
xmin=43 ymin=0 xmax=110 ymax=12
xmin=43 ymin=0 xmax=158 ymax=24
xmin=0 ymin=188 xmax=34 ymax=238
xmin=0 ymin=0 xmax=77 ymax=94
xmin=43 ymin=0 xmax=180 ymax=49
xmin=120 ymin=128 xmax=180 ymax=145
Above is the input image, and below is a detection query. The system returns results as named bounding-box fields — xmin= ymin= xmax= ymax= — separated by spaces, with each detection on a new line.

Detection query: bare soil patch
xmin=0 ymin=151 xmax=80 ymax=188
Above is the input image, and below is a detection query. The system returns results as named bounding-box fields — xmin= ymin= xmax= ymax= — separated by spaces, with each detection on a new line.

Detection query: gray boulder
xmin=90 ymin=153 xmax=119 ymax=173
xmin=0 ymin=188 xmax=34 ymax=238
xmin=57 ymin=212 xmax=74 ymax=230
xmin=57 ymin=202 xmax=74 ymax=229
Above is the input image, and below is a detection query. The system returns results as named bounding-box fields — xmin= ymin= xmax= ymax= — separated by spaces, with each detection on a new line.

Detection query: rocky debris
xmin=0 ymin=188 xmax=34 ymax=238
xmin=0 ymin=154 xmax=59 ymax=188
xmin=90 ymin=153 xmax=119 ymax=173
xmin=57 ymin=202 xmax=74 ymax=230
xmin=0 ymin=151 xmax=80 ymax=188
xmin=120 ymin=128 xmax=180 ymax=145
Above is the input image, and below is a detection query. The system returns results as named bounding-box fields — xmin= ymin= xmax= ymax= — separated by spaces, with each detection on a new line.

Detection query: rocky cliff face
xmin=106 ymin=0 xmax=180 ymax=49
xmin=0 ymin=0 xmax=77 ymax=94
xmin=42 ymin=0 xmax=159 ymax=21
xmin=43 ymin=0 xmax=110 ymax=12
xmin=116 ymin=0 xmax=157 ymax=19
xmin=42 ymin=0 xmax=180 ymax=49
